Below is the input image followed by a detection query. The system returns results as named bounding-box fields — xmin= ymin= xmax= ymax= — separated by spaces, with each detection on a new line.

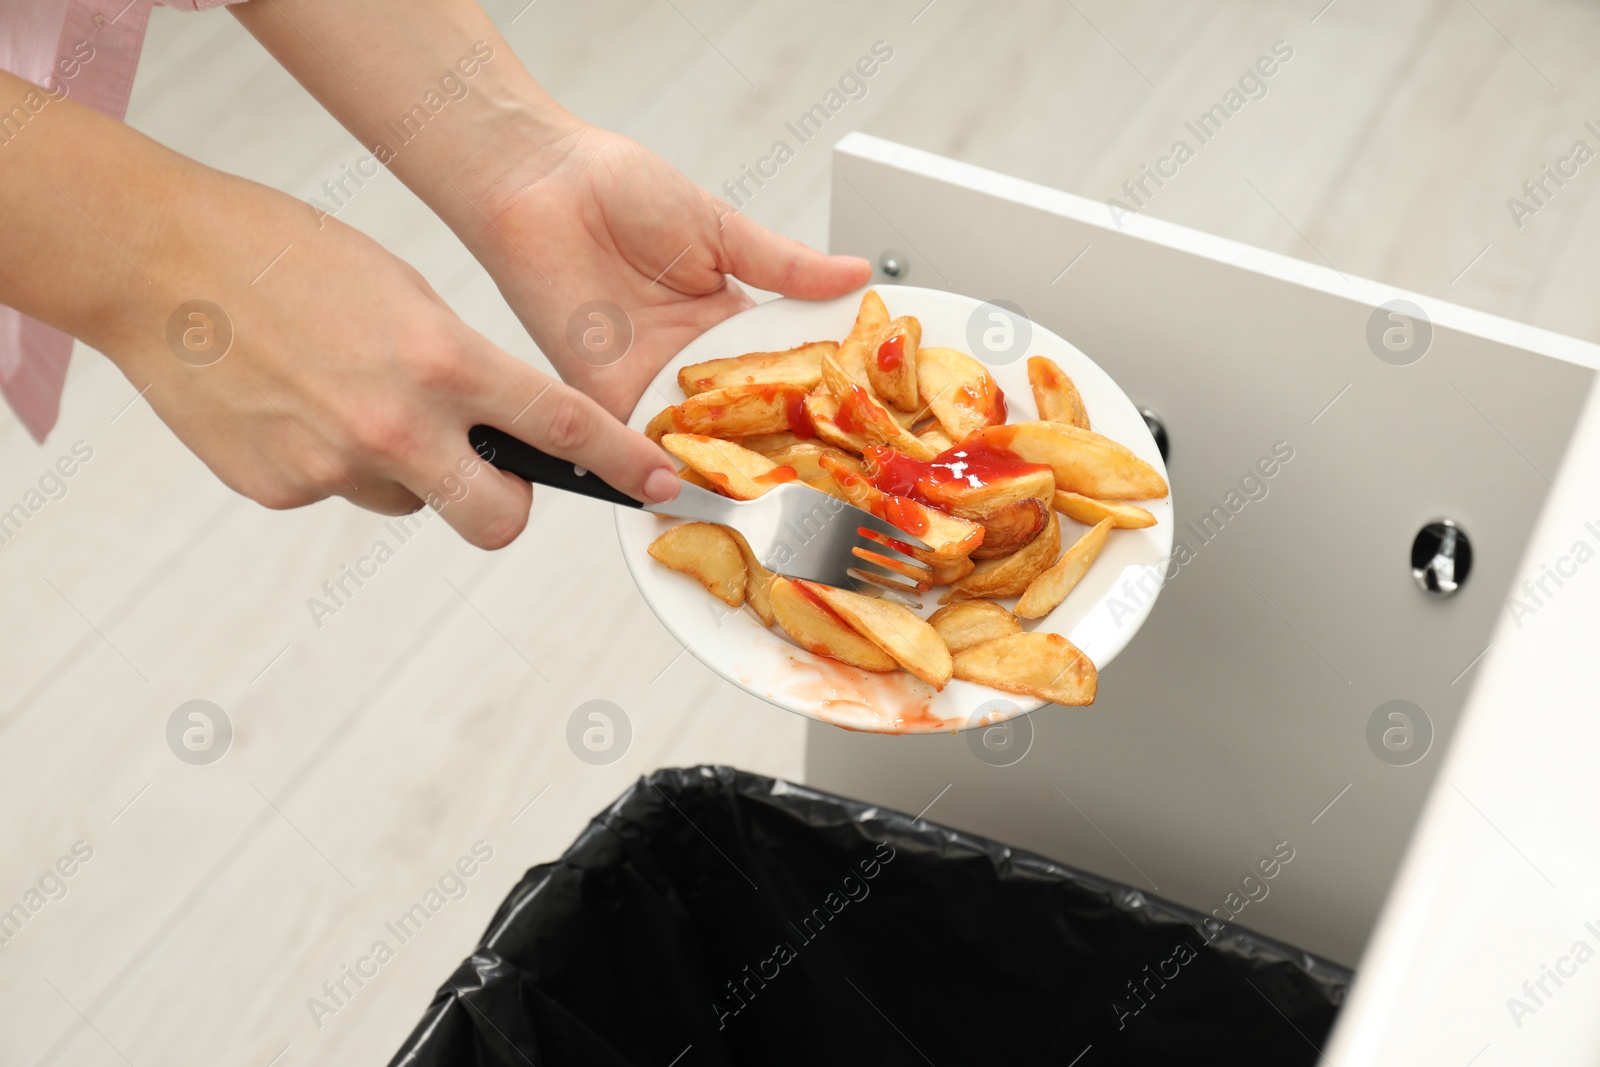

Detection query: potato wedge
xmin=819 ymin=347 xmax=865 ymax=399
xmin=868 ymin=316 xmax=921 ymax=412
xmin=828 ymin=378 xmax=937 ymax=460
xmin=800 ymin=581 xmax=952 ymax=687
xmin=917 ymin=346 xmax=1007 ymax=441
xmin=952 ymin=632 xmax=1097 ymax=706
xmin=677 ymin=340 xmax=834 ymax=396
xmin=1052 ymin=491 xmax=1157 ymax=530
xmin=669 ymin=383 xmax=811 ymax=438
xmin=645 ymin=406 xmax=676 ymax=444
xmin=832 ymin=290 xmax=891 ymax=386
xmin=679 ymin=467 xmax=716 ymax=491
xmin=819 ymin=454 xmax=984 ymax=561
xmin=972 ymin=422 xmax=1168 ymax=500
xmin=928 ymin=601 xmax=1022 ymax=654
xmin=1015 ymin=518 xmax=1112 ymax=619
xmin=942 ymin=512 xmax=1061 ymax=602
xmin=738 ymin=431 xmax=806 ymax=454
xmin=968 ymin=497 xmax=1050 ymax=560
xmin=917 ymin=426 xmax=954 ymax=454
xmin=804 ymin=388 xmax=872 ymax=454
xmin=806 ymin=476 xmax=850 ymax=501
xmin=649 ymin=523 xmax=746 ymax=607
xmin=1027 ymin=356 xmax=1090 ymax=429
xmin=930 ymin=555 xmax=976 ymax=585
xmin=662 ymin=434 xmax=794 ymax=500
xmin=723 ymin=527 xmax=776 ymax=627
xmin=770 ymin=576 xmax=897 ymax=672
xmin=761 ymin=443 xmax=862 ymax=485
xmin=861 ymin=445 xmax=1056 ymax=525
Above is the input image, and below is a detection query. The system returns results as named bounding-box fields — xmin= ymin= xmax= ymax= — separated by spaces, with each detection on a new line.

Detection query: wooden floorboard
xmin=2 ymin=1 xmax=1591 ymax=1062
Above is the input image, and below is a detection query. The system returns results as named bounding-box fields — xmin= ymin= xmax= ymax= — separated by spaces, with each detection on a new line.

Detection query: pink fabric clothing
xmin=1 ymin=0 xmax=242 ymax=441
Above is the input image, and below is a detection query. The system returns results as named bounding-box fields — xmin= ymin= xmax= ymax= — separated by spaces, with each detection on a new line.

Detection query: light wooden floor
xmin=5 ymin=1 xmax=1599 ymax=1064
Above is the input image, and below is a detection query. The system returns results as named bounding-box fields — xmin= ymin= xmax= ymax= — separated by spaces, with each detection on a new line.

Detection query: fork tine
xmin=846 ymin=509 xmax=932 ymax=553
xmin=849 ymin=563 xmax=925 ymax=596
xmin=849 ymin=574 xmax=923 ymax=609
xmin=854 ymin=529 xmax=929 ymax=570
xmin=852 ymin=545 xmax=933 ymax=589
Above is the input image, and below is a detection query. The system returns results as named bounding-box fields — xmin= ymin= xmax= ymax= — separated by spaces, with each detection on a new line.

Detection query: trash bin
xmin=391 ymin=766 xmax=1350 ymax=1067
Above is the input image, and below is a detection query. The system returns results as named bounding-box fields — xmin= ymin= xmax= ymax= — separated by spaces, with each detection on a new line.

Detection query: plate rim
xmin=616 ymin=283 xmax=1172 ymax=733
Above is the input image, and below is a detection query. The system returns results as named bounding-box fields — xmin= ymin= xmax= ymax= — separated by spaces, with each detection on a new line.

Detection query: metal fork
xmin=470 ymin=426 xmax=931 ymax=594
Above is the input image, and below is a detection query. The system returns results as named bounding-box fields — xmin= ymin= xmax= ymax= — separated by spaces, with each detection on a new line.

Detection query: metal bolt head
xmin=878 ymin=253 xmax=905 ymax=279
xmin=1412 ymin=519 xmax=1471 ymax=596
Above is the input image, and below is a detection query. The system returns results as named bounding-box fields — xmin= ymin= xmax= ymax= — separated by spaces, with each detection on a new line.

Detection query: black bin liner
xmin=391 ymin=766 xmax=1350 ymax=1066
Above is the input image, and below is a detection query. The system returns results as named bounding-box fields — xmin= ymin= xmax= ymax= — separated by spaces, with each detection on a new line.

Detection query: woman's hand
xmin=456 ymin=124 xmax=872 ymax=420
xmin=0 ymin=65 xmax=682 ymax=550
xmin=231 ymin=1 xmax=870 ymax=423
xmin=124 ymin=169 xmax=685 ymax=548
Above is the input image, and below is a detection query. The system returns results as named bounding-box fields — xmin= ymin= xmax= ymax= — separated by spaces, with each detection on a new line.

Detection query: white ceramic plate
xmin=618 ymin=285 xmax=1172 ymax=734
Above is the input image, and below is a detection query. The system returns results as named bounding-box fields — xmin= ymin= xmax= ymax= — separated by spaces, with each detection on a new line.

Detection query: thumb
xmin=717 ymin=208 xmax=871 ymax=299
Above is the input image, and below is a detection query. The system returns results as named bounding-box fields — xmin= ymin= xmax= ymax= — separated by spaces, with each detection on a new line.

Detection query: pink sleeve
xmin=0 ymin=0 xmax=248 ymax=442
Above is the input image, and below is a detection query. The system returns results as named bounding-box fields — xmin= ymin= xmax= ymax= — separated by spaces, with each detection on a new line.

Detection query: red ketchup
xmin=754 ymin=465 xmax=799 ymax=487
xmin=876 ymin=334 xmax=904 ymax=371
xmin=784 ymin=392 xmax=816 ymax=439
xmin=834 ymin=388 xmax=868 ymax=434
xmin=831 ymin=464 xmax=930 ymax=536
xmin=876 ymin=493 xmax=929 ymax=536
xmin=866 ymin=439 xmax=1048 ymax=505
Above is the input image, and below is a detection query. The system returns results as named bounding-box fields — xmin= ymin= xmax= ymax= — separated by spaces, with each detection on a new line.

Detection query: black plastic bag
xmin=391 ymin=766 xmax=1349 ymax=1066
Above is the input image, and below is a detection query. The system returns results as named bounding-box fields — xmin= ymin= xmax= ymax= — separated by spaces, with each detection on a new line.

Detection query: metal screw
xmin=879 ymin=253 xmax=905 ymax=279
xmin=1412 ymin=519 xmax=1471 ymax=597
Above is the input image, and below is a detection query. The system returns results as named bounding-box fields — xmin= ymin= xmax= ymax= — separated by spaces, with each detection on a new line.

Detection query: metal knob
xmin=1412 ymin=519 xmax=1471 ymax=596
xmin=878 ymin=252 xmax=906 ymax=280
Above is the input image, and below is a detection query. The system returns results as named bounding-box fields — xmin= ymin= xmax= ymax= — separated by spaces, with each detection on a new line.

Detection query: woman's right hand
xmin=96 ymin=166 xmax=681 ymax=548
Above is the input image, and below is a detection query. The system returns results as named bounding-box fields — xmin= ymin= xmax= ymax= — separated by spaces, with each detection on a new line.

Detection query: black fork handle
xmin=469 ymin=425 xmax=644 ymax=509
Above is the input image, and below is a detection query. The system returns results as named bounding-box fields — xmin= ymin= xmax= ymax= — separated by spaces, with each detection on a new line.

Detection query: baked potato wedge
xmin=737 ymin=430 xmax=806 ymax=455
xmin=917 ymin=426 xmax=954 ymax=454
xmin=868 ymin=316 xmax=921 ymax=412
xmin=860 ymin=446 xmax=1056 ymax=525
xmin=645 ymin=406 xmax=676 ymax=444
xmin=770 ymin=576 xmax=897 ymax=672
xmin=929 ymin=555 xmax=976 ymax=585
xmin=832 ymin=290 xmax=891 ymax=387
xmin=1027 ymin=355 xmax=1090 ymax=429
xmin=722 ymin=527 xmax=777 ymax=627
xmin=942 ymin=512 xmax=1061 ymax=602
xmin=800 ymin=581 xmax=953 ymax=687
xmin=824 ymin=375 xmax=937 ymax=460
xmin=803 ymin=388 xmax=872 ymax=454
xmin=972 ymin=421 xmax=1168 ymax=500
xmin=917 ymin=346 xmax=1007 ymax=441
xmin=1052 ymin=491 xmax=1157 ymax=529
xmin=952 ymin=632 xmax=1098 ymax=705
xmin=667 ymin=383 xmax=812 ymax=438
xmin=819 ymin=454 xmax=984 ymax=561
xmin=760 ymin=443 xmax=862 ymax=486
xmin=662 ymin=434 xmax=794 ymax=500
xmin=967 ymin=496 xmax=1051 ymax=560
xmin=1015 ymin=517 xmax=1113 ymax=619
xmin=677 ymin=340 xmax=834 ymax=396
xmin=648 ymin=523 xmax=747 ymax=607
xmin=928 ymin=600 xmax=1022 ymax=654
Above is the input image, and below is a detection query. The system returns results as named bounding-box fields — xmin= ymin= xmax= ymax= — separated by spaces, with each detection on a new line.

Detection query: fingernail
xmin=643 ymin=467 xmax=680 ymax=503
